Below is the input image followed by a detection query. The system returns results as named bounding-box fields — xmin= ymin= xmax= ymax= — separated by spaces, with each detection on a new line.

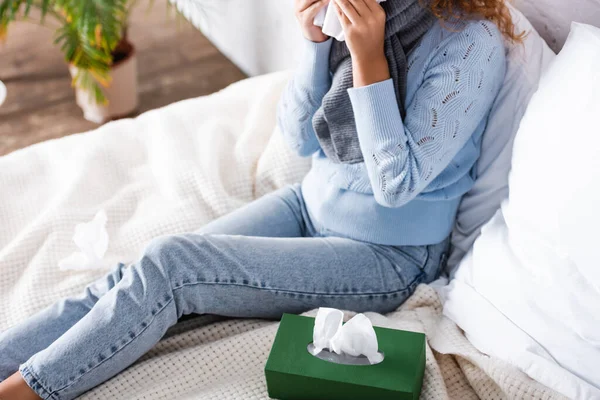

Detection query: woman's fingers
xmin=296 ymin=0 xmax=324 ymax=13
xmin=304 ymin=0 xmax=329 ymax=18
xmin=348 ymin=0 xmax=370 ymax=14
xmin=363 ymin=0 xmax=379 ymax=10
xmin=295 ymin=0 xmax=330 ymax=42
xmin=332 ymin=0 xmax=351 ymax=27
xmin=334 ymin=0 xmax=359 ymax=24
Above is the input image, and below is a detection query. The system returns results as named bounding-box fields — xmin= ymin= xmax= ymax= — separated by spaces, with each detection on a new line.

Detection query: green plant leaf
xmin=1 ymin=0 xmax=163 ymax=106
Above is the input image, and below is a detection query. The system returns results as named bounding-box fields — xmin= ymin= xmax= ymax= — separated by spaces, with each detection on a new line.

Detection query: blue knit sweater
xmin=277 ymin=20 xmax=506 ymax=246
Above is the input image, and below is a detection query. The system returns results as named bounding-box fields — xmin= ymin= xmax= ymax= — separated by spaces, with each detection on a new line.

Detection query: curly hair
xmin=427 ymin=0 xmax=525 ymax=42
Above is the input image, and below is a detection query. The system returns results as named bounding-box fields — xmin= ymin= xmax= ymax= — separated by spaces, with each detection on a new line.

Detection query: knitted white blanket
xmin=0 ymin=72 xmax=564 ymax=400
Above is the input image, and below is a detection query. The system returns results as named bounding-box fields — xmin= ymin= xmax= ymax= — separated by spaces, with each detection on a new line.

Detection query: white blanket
xmin=0 ymin=72 xmax=565 ymax=399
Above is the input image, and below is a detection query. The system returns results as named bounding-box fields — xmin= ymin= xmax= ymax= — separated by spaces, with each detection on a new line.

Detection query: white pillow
xmin=444 ymin=22 xmax=600 ymax=400
xmin=447 ymin=5 xmax=556 ymax=272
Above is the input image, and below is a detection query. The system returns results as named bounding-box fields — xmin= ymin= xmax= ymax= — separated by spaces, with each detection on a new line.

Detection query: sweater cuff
xmin=295 ymin=38 xmax=333 ymax=90
xmin=348 ymin=79 xmax=407 ymax=146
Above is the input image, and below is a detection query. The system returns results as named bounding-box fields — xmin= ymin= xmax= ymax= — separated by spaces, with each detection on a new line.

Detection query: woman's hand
xmin=295 ymin=0 xmax=330 ymax=43
xmin=333 ymin=0 xmax=390 ymax=87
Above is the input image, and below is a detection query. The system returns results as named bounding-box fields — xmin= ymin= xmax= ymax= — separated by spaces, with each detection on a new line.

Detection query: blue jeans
xmin=0 ymin=185 xmax=448 ymax=399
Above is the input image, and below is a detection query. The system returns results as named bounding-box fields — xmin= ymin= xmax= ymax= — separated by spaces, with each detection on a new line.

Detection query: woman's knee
xmin=83 ymin=263 xmax=128 ymax=303
xmin=77 ymin=234 xmax=184 ymax=306
xmin=143 ymin=234 xmax=199 ymax=262
xmin=139 ymin=233 xmax=219 ymax=317
xmin=140 ymin=233 xmax=209 ymax=287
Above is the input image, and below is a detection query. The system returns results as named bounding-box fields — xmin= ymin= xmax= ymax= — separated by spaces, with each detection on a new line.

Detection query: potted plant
xmin=0 ymin=0 xmax=139 ymax=123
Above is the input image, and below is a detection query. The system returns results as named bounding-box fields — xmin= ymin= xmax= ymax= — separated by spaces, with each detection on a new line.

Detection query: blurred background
xmin=0 ymin=0 xmax=583 ymax=158
xmin=0 ymin=0 xmax=251 ymax=156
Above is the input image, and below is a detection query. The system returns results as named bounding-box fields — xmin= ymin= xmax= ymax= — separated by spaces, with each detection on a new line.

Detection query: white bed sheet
xmin=0 ymin=71 xmax=566 ymax=399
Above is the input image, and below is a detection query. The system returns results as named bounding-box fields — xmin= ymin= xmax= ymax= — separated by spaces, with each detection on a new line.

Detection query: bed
xmin=2 ymin=1 xmax=599 ymax=399
xmin=0 ymin=71 xmax=566 ymax=400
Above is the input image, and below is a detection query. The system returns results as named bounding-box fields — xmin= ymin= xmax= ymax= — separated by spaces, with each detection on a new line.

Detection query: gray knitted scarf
xmin=312 ymin=0 xmax=435 ymax=164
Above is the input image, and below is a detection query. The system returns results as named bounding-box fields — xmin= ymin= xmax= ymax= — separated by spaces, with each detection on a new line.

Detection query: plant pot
xmin=69 ymin=40 xmax=138 ymax=124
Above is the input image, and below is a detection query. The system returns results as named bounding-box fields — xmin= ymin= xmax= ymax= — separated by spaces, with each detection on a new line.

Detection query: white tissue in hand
xmin=311 ymin=307 xmax=344 ymax=355
xmin=330 ymin=313 xmax=384 ymax=364
xmin=314 ymin=5 xmax=327 ymax=28
xmin=58 ymin=210 xmax=109 ymax=271
xmin=313 ymin=0 xmax=386 ymax=42
xmin=314 ymin=5 xmax=344 ymax=41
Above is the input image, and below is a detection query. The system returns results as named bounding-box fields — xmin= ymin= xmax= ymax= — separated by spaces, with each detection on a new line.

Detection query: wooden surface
xmin=0 ymin=2 xmax=247 ymax=156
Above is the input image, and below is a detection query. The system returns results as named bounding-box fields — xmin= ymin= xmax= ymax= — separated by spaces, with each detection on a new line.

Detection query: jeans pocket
xmin=439 ymin=251 xmax=448 ymax=273
xmin=423 ymin=239 xmax=451 ymax=282
xmin=393 ymin=245 xmax=430 ymax=270
xmin=383 ymin=245 xmax=430 ymax=295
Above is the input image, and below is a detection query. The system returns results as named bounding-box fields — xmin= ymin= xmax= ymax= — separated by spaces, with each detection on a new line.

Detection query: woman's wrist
xmin=297 ymin=37 xmax=333 ymax=89
xmin=307 ymin=35 xmax=331 ymax=43
xmin=352 ymin=54 xmax=390 ymax=88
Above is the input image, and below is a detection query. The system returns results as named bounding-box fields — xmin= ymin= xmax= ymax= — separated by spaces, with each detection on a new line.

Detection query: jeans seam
xmin=171 ymin=280 xmax=414 ymax=297
xmin=46 ymin=296 xmax=175 ymax=397
xmin=422 ymin=245 xmax=432 ymax=270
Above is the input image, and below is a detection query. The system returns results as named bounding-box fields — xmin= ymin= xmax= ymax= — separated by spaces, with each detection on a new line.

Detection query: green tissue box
xmin=265 ymin=314 xmax=426 ymax=400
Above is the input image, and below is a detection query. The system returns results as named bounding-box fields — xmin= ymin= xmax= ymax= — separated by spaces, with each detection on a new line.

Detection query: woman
xmin=0 ymin=0 xmax=516 ymax=398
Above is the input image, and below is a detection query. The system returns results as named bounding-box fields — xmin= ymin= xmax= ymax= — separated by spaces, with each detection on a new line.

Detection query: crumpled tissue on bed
xmin=58 ymin=210 xmax=110 ymax=271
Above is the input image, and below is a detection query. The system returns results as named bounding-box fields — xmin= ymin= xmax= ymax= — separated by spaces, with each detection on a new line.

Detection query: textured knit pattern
xmin=0 ymin=71 xmax=564 ymax=399
xmin=312 ymin=0 xmax=436 ymax=164
xmin=278 ymin=20 xmax=507 ymax=246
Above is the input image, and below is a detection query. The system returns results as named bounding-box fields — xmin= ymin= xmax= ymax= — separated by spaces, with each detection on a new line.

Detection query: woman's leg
xmin=0 ymin=186 xmax=308 ymax=382
xmin=16 ymin=230 xmax=445 ymax=399
xmin=0 ymin=373 xmax=40 ymax=400
xmin=1 ymin=184 xmax=448 ymax=399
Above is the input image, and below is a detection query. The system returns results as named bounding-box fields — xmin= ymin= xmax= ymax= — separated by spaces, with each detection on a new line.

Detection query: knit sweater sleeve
xmin=277 ymin=39 xmax=333 ymax=157
xmin=348 ymin=21 xmax=506 ymax=208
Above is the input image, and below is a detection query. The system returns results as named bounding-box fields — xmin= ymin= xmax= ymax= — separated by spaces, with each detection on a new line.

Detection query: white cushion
xmin=447 ymin=5 xmax=556 ymax=272
xmin=444 ymin=23 xmax=600 ymax=400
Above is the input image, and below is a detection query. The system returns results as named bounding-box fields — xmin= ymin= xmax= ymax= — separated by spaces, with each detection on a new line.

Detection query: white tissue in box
xmin=331 ymin=313 xmax=384 ymax=364
xmin=314 ymin=0 xmax=387 ymax=42
xmin=311 ymin=307 xmax=344 ymax=355
xmin=311 ymin=307 xmax=384 ymax=365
